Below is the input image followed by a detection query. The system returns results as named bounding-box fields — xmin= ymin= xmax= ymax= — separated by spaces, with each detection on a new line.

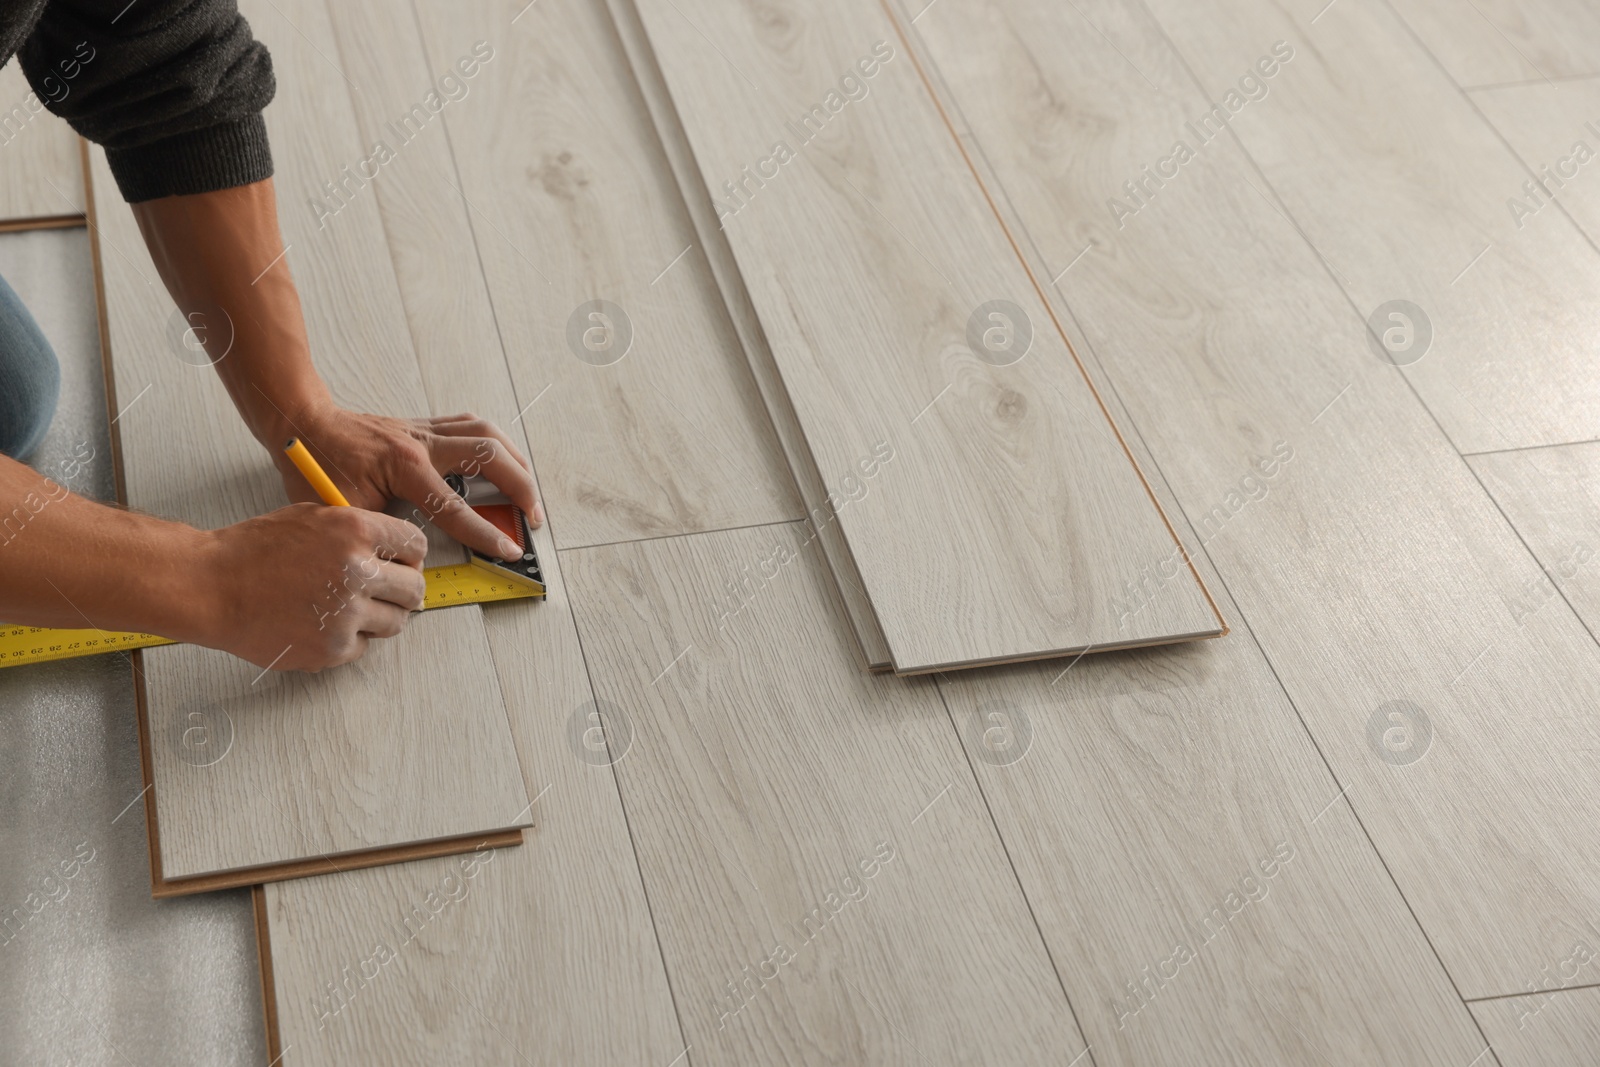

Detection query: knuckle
xmin=372 ymin=515 xmax=415 ymax=550
xmin=328 ymin=506 xmax=366 ymax=535
xmin=330 ymin=634 xmax=364 ymax=666
xmin=384 ymin=436 xmax=429 ymax=471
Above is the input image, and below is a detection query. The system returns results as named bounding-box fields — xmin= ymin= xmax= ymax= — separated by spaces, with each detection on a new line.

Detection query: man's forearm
xmin=0 ymin=454 xmax=217 ymax=640
xmin=126 ymin=177 xmax=543 ymax=559
xmin=131 ymin=178 xmax=331 ymax=455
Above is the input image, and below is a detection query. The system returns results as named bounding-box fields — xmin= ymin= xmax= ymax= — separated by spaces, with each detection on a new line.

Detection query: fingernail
xmin=531 ymin=502 xmax=545 ymax=527
xmin=499 ymin=537 xmax=520 ymax=559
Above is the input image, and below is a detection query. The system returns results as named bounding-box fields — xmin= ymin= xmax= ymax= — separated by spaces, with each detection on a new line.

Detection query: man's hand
xmin=201 ymin=503 xmax=428 ymax=671
xmin=273 ymin=404 xmax=543 ymax=560
xmin=121 ymin=179 xmax=545 ymax=671
xmin=0 ymin=455 xmax=428 ymax=673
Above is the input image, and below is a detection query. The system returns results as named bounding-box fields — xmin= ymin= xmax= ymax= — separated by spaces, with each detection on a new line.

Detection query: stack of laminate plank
xmin=615 ymin=0 xmax=1225 ymax=673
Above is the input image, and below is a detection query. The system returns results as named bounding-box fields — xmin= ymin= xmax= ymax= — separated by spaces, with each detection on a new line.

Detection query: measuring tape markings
xmin=0 ymin=562 xmax=539 ymax=668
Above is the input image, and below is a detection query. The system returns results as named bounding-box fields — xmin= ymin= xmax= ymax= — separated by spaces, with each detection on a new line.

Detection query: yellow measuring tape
xmin=0 ymin=562 xmax=541 ymax=669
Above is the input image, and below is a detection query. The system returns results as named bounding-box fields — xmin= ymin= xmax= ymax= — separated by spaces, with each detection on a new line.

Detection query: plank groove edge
xmin=0 ymin=213 xmax=84 ymax=232
xmin=151 ymin=831 xmax=524 ymax=899
xmin=603 ymin=0 xmax=893 ymax=670
xmin=253 ymin=885 xmax=284 ymax=1066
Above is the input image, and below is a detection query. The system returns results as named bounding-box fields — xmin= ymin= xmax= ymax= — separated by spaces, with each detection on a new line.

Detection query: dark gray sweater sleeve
xmin=19 ymin=0 xmax=275 ymax=202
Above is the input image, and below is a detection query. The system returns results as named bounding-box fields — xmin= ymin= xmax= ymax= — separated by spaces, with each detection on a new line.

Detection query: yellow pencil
xmin=282 ymin=437 xmax=351 ymax=507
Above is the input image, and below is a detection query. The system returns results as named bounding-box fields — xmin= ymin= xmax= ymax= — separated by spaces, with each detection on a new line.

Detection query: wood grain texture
xmin=632 ymin=0 xmax=1222 ymax=672
xmin=257 ymin=2 xmax=682 ymax=1062
xmin=1473 ymin=77 xmax=1600 ymax=258
xmin=904 ymin=0 xmax=1600 ymax=998
xmin=86 ymin=0 xmax=529 ymax=885
xmin=1469 ymin=443 xmax=1600 ymax=627
xmin=1472 ymin=982 xmax=1600 ymax=1066
xmin=399 ymin=0 xmax=798 ymax=550
xmin=564 ymin=522 xmax=1086 ymax=1065
xmin=1389 ymin=0 xmax=1600 ymax=87
xmin=260 ymin=528 xmax=681 ymax=1065
xmin=605 ymin=0 xmax=892 ymax=670
xmin=937 ymin=587 xmax=1485 ymax=1064
xmin=0 ymin=61 xmax=84 ymax=221
xmin=855 ymin=42 xmax=1485 ymax=1047
xmin=1137 ymin=0 xmax=1600 ymax=453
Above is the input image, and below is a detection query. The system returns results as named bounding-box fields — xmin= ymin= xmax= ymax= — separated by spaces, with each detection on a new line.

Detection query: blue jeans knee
xmin=0 ymin=271 xmax=61 ymax=460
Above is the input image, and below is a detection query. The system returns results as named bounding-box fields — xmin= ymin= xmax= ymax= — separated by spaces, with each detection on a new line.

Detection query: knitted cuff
xmin=104 ymin=113 xmax=275 ymax=202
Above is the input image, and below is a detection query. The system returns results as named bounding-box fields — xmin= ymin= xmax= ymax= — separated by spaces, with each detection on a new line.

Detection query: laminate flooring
xmin=1471 ymin=984 xmax=1600 ymax=1067
xmin=603 ymin=0 xmax=893 ymax=669
xmin=0 ymin=61 xmax=83 ymax=223
xmin=566 ymin=523 xmax=1085 ymax=1065
xmin=903 ymin=0 xmax=1600 ymax=1000
xmin=1387 ymin=0 xmax=1600 ymax=87
xmin=253 ymin=0 xmax=680 ymax=1061
xmin=1141 ymin=0 xmax=1600 ymax=453
xmin=16 ymin=0 xmax=1600 ymax=1062
xmin=1472 ymin=77 xmax=1600 ymax=257
xmin=1469 ymin=443 xmax=1600 ymax=632
xmin=390 ymin=0 xmax=797 ymax=551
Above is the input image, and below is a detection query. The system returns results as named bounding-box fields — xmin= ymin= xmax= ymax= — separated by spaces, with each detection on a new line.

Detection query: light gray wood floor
xmin=0 ymin=62 xmax=83 ymax=221
xmin=11 ymin=0 xmax=1600 ymax=1063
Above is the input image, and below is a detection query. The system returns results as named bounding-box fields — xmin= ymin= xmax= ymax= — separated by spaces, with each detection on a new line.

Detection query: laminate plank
xmin=0 ymin=61 xmax=84 ymax=221
xmin=84 ymin=0 xmax=529 ymax=887
xmin=937 ymin=589 xmax=1485 ymax=1064
xmin=563 ymin=522 xmax=1085 ymax=1065
xmin=1473 ymin=78 xmax=1600 ymax=252
xmin=604 ymin=0 xmax=891 ymax=670
xmin=255 ymin=1 xmax=682 ymax=1060
xmin=1136 ymin=0 xmax=1600 ymax=453
xmin=903 ymin=0 xmax=1600 ymax=998
xmin=1468 ymin=443 xmax=1600 ymax=628
xmin=1471 ymin=982 xmax=1600 ymax=1066
xmin=631 ymin=0 xmax=1222 ymax=673
xmin=1388 ymin=0 xmax=1600 ymax=87
xmin=259 ymin=517 xmax=681 ymax=1065
xmin=391 ymin=0 xmax=798 ymax=551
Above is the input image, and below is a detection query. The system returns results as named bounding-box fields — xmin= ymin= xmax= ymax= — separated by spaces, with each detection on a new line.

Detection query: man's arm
xmin=27 ymin=0 xmax=541 ymax=555
xmin=130 ymin=178 xmax=542 ymax=560
xmin=0 ymin=456 xmax=429 ymax=671
xmin=6 ymin=0 xmax=541 ymax=672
